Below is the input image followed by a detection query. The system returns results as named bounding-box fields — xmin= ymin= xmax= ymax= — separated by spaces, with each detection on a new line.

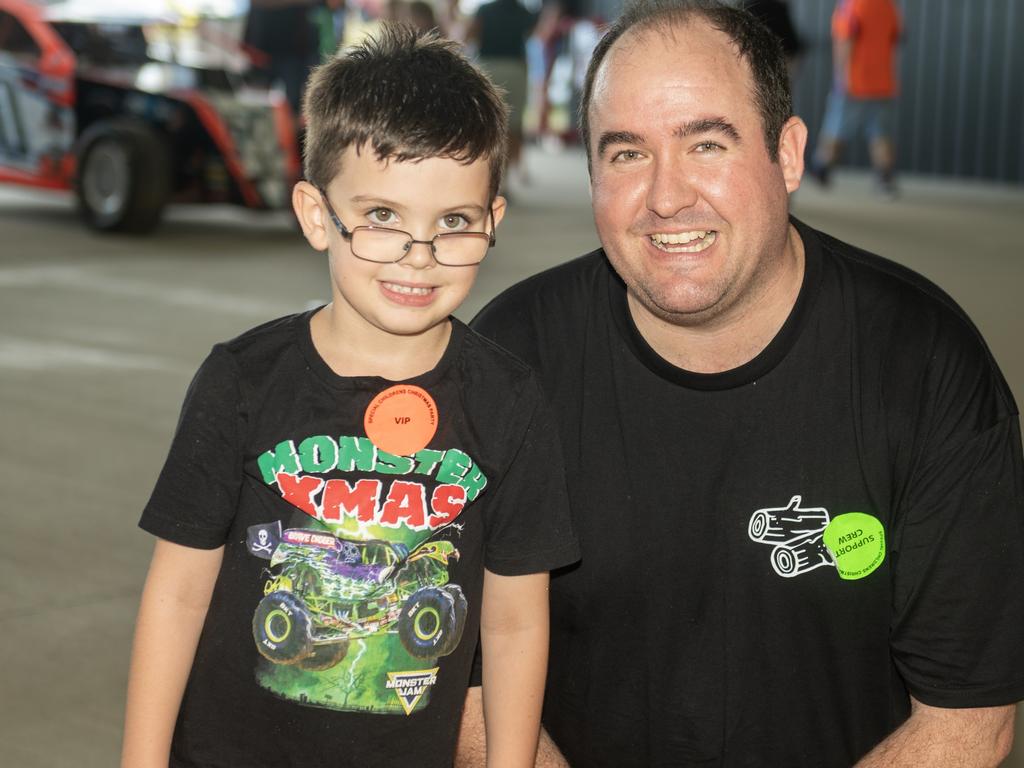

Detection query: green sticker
xmin=823 ymin=512 xmax=885 ymax=580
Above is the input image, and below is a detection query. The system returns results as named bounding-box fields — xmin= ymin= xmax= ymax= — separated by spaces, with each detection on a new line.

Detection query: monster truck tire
xmin=398 ymin=586 xmax=457 ymax=659
xmin=253 ymin=591 xmax=314 ymax=665
xmin=436 ymin=585 xmax=469 ymax=657
xmin=75 ymin=119 xmax=171 ymax=233
xmin=298 ymin=640 xmax=350 ymax=671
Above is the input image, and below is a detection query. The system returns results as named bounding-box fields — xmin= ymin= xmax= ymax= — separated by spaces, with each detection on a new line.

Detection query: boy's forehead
xmin=329 ymin=145 xmax=494 ymax=203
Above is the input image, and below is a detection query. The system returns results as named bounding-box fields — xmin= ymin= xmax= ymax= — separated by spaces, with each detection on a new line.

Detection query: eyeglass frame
xmin=317 ymin=186 xmax=497 ymax=267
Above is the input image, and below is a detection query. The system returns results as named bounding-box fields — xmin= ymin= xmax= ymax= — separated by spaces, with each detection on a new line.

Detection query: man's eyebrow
xmin=597 ymin=130 xmax=645 ymax=158
xmin=674 ymin=118 xmax=741 ymax=142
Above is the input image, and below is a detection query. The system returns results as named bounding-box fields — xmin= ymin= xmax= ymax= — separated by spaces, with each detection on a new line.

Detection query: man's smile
xmin=649 ymin=230 xmax=717 ymax=253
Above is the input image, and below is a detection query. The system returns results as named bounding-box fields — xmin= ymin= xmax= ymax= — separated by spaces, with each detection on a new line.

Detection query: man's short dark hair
xmin=579 ymin=0 xmax=792 ymax=163
xmin=303 ymin=23 xmax=508 ymax=198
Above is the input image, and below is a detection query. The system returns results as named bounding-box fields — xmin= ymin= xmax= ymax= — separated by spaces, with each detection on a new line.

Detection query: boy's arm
xmin=480 ymin=569 xmax=550 ymax=768
xmin=456 ymin=687 xmax=570 ymax=768
xmin=121 ymin=539 xmax=223 ymax=768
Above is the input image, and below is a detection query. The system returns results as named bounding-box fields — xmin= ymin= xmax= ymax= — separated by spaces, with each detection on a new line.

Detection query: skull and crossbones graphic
xmin=251 ymin=528 xmax=274 ymax=555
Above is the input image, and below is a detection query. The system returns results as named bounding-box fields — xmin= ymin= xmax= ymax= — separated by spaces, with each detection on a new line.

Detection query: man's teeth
xmin=650 ymin=230 xmax=716 ymax=252
xmin=385 ymin=283 xmax=432 ymax=295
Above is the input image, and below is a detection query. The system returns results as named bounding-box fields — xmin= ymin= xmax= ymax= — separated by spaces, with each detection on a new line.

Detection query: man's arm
xmin=855 ymin=697 xmax=1015 ymax=767
xmin=456 ymin=687 xmax=569 ymax=768
xmin=121 ymin=539 xmax=223 ymax=768
xmin=479 ymin=569 xmax=550 ymax=768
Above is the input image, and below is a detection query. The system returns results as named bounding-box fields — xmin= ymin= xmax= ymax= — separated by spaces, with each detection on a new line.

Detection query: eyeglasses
xmin=318 ymin=187 xmax=496 ymax=267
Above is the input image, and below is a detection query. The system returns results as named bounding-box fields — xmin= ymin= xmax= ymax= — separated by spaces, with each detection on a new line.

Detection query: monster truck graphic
xmin=248 ymin=523 xmax=467 ymax=671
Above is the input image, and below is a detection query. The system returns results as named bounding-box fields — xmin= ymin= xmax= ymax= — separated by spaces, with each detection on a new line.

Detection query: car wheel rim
xmin=83 ymin=141 xmax=130 ymax=217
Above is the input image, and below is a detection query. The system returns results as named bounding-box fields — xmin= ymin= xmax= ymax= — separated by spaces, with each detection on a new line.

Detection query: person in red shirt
xmin=811 ymin=0 xmax=902 ymax=194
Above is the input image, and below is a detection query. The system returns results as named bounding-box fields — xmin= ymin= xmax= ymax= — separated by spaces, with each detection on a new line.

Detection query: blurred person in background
xmin=469 ymin=0 xmax=538 ymax=186
xmin=244 ymin=0 xmax=320 ymax=115
xmin=310 ymin=0 xmax=349 ymax=59
xmin=440 ymin=0 xmax=470 ymax=43
xmin=811 ymin=0 xmax=902 ymax=195
xmin=456 ymin=0 xmax=1024 ymax=765
xmin=408 ymin=0 xmax=439 ymax=34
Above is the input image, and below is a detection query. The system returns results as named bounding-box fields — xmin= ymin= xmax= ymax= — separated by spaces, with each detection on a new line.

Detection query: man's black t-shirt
xmin=140 ymin=312 xmax=579 ymax=767
xmin=471 ymin=219 xmax=1024 ymax=767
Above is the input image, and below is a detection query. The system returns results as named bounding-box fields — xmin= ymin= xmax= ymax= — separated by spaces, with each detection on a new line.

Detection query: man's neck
xmin=629 ymin=224 xmax=806 ymax=375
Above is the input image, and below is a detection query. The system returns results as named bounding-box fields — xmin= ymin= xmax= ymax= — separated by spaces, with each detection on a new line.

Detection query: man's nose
xmin=646 ymin=157 xmax=698 ymax=218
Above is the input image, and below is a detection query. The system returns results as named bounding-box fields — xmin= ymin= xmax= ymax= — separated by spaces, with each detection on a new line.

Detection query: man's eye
xmin=440 ymin=213 xmax=469 ymax=230
xmin=369 ymin=208 xmax=397 ymax=224
xmin=611 ymin=150 xmax=642 ymax=162
xmin=695 ymin=141 xmax=724 ymax=153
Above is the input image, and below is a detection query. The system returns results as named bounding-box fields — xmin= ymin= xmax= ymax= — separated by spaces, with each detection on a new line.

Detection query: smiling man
xmin=458 ymin=1 xmax=1024 ymax=766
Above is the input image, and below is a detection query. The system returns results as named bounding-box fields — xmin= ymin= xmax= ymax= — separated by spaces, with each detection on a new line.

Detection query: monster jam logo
xmin=386 ymin=668 xmax=439 ymax=715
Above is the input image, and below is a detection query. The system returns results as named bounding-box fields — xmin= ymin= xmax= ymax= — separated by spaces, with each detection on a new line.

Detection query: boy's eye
xmin=368 ymin=208 xmax=397 ymax=225
xmin=440 ymin=213 xmax=470 ymax=231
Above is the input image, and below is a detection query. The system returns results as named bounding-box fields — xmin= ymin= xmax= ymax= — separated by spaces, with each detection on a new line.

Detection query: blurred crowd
xmin=242 ymin=0 xmax=603 ymax=180
xmin=241 ymin=0 xmax=904 ymax=195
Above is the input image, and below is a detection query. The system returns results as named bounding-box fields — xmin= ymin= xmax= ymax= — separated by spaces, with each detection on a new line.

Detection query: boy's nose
xmin=399 ymin=238 xmax=437 ymax=268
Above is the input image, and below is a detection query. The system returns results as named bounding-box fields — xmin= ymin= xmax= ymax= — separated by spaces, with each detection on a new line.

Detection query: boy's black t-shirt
xmin=471 ymin=219 xmax=1024 ymax=767
xmin=140 ymin=312 xmax=579 ymax=767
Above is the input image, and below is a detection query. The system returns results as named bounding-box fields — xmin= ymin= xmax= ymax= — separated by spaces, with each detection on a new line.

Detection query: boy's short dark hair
xmin=579 ymin=0 xmax=792 ymax=164
xmin=303 ymin=23 xmax=509 ymax=199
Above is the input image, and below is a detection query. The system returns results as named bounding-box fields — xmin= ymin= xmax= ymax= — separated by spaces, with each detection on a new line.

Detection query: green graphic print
xmin=247 ymin=434 xmax=487 ymax=715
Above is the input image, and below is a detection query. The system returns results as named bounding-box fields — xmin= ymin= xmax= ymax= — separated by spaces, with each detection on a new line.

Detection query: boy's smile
xmin=295 ymin=145 xmax=505 ymax=375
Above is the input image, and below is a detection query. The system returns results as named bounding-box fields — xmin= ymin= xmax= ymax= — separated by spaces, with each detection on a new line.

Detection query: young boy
xmin=121 ymin=25 xmax=578 ymax=768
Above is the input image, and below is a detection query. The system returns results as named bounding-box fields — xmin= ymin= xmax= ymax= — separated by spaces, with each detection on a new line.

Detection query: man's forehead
xmin=594 ymin=18 xmax=745 ymax=95
xmin=589 ymin=18 xmax=756 ymax=136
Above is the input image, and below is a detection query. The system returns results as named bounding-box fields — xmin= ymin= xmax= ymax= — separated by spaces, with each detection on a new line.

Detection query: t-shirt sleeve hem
xmin=484 ymin=541 xmax=581 ymax=576
xmin=139 ymin=508 xmax=228 ymax=550
xmin=906 ymin=678 xmax=1024 ymax=709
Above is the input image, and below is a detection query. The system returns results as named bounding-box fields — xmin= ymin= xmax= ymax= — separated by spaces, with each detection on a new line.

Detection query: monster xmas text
xmin=258 ymin=435 xmax=489 ymax=532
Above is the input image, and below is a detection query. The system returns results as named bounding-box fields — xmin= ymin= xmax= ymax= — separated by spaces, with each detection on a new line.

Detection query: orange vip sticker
xmin=364 ymin=385 xmax=438 ymax=456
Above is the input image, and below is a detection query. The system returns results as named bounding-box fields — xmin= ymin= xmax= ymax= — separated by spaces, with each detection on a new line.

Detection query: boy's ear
xmin=293 ymin=181 xmax=330 ymax=251
xmin=490 ymin=195 xmax=508 ymax=230
xmin=777 ymin=116 xmax=808 ymax=194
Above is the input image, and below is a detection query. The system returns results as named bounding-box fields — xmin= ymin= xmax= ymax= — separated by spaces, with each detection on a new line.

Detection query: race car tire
xmin=437 ymin=584 xmax=469 ymax=657
xmin=398 ymin=586 xmax=458 ymax=659
xmin=75 ymin=119 xmax=171 ymax=233
xmin=253 ymin=591 xmax=313 ymax=665
xmin=298 ymin=640 xmax=350 ymax=671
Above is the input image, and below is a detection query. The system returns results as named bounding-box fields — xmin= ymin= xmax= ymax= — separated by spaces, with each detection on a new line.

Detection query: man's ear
xmin=293 ymin=181 xmax=330 ymax=251
xmin=777 ymin=116 xmax=808 ymax=194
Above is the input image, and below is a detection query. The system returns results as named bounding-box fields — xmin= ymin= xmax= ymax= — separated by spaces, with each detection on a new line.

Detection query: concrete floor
xmin=1 ymin=145 xmax=1022 ymax=766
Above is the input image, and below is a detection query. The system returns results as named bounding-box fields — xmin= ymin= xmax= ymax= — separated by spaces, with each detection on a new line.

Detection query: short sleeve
xmin=139 ymin=346 xmax=246 ymax=549
xmin=891 ymin=416 xmax=1024 ymax=707
xmin=831 ymin=0 xmax=858 ymax=40
xmin=480 ymin=376 xmax=580 ymax=576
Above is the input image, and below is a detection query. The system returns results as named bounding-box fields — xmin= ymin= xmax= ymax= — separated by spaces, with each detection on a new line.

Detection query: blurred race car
xmin=0 ymin=0 xmax=300 ymax=232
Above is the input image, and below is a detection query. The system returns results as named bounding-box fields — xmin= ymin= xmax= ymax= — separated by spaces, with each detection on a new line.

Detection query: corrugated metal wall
xmin=585 ymin=0 xmax=1024 ymax=183
xmin=789 ymin=0 xmax=1024 ymax=182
